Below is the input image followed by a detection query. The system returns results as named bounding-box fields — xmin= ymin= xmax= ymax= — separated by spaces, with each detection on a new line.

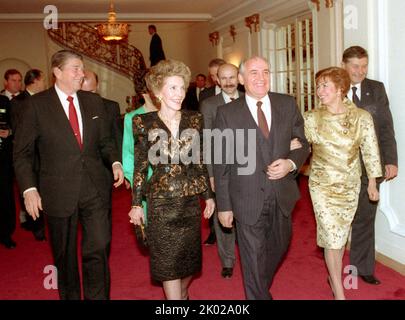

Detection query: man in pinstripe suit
xmin=213 ymin=56 xmax=309 ymax=299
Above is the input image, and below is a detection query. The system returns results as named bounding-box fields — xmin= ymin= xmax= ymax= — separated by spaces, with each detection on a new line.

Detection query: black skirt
xmin=146 ymin=195 xmax=202 ymax=282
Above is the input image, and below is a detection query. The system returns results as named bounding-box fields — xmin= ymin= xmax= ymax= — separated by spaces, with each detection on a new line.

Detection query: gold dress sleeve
xmin=359 ymin=110 xmax=383 ymax=179
xmin=303 ymin=111 xmax=315 ymax=144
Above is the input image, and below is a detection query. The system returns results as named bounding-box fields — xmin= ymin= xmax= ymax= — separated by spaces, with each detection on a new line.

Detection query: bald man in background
xmin=200 ymin=63 xmax=243 ymax=278
xmin=81 ymin=70 xmax=123 ymax=159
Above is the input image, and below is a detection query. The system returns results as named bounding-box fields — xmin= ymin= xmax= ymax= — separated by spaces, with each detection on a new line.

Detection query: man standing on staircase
xmin=148 ymin=24 xmax=166 ymax=67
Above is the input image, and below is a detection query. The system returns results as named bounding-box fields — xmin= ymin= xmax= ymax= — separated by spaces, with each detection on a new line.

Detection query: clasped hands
xmin=128 ymin=198 xmax=216 ymax=225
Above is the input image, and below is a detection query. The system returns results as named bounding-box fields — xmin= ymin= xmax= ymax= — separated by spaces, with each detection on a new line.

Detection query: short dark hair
xmin=148 ymin=25 xmax=157 ymax=32
xmin=342 ymin=46 xmax=369 ymax=62
xmin=4 ymin=69 xmax=22 ymax=81
xmin=196 ymin=73 xmax=206 ymax=80
xmin=51 ymin=49 xmax=83 ymax=69
xmin=24 ymin=69 xmax=43 ymax=86
xmin=316 ymin=67 xmax=351 ymax=97
xmin=208 ymin=58 xmax=226 ymax=68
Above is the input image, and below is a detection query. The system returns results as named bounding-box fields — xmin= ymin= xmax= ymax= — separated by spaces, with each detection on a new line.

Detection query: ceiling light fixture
xmin=96 ymin=1 xmax=129 ymax=41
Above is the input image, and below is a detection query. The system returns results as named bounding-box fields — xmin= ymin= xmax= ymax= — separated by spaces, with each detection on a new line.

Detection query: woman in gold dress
xmin=128 ymin=59 xmax=215 ymax=300
xmin=303 ymin=67 xmax=382 ymax=299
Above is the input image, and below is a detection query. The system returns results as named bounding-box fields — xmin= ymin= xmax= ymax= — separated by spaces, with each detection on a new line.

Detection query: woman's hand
xmin=367 ymin=178 xmax=379 ymax=202
xmin=128 ymin=206 xmax=145 ymax=225
xmin=203 ymin=198 xmax=216 ymax=219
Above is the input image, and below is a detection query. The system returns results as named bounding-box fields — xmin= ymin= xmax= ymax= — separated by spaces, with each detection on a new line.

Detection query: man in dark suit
xmin=2 ymin=69 xmax=22 ymax=100
xmin=182 ymin=73 xmax=206 ymax=111
xmin=342 ymin=46 xmax=398 ymax=285
xmin=200 ymin=63 xmax=242 ymax=278
xmin=13 ymin=50 xmax=124 ymax=300
xmin=0 ymin=95 xmax=16 ymax=249
xmin=213 ymin=56 xmax=309 ymax=299
xmin=11 ymin=69 xmax=46 ymax=241
xmin=199 ymin=58 xmax=227 ymax=245
xmin=148 ymin=24 xmax=166 ymax=67
xmin=81 ymin=70 xmax=123 ymax=159
xmin=199 ymin=58 xmax=226 ymax=103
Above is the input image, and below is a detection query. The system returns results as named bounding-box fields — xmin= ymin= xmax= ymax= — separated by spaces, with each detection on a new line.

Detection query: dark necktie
xmin=230 ymin=97 xmax=235 ymax=101
xmin=352 ymin=86 xmax=361 ymax=106
xmin=256 ymin=101 xmax=269 ymax=138
xmin=67 ymin=96 xmax=82 ymax=149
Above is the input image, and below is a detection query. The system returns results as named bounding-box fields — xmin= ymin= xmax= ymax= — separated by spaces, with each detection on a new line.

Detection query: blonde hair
xmin=145 ymin=59 xmax=191 ymax=95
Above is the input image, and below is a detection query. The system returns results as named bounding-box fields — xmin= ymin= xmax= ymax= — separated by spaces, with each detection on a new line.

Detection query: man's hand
xmin=267 ymin=159 xmax=293 ymax=180
xmin=385 ymin=164 xmax=398 ymax=181
xmin=112 ymin=163 xmax=124 ymax=187
xmin=218 ymin=211 xmax=233 ymax=228
xmin=290 ymin=138 xmax=302 ymax=151
xmin=24 ymin=190 xmax=43 ymax=220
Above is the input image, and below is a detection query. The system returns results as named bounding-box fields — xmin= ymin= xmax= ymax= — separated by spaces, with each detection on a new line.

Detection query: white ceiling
xmin=0 ymin=0 xmax=251 ymax=21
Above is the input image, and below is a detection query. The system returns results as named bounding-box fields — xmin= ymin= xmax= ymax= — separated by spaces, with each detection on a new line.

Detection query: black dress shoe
xmin=203 ymin=232 xmax=216 ymax=245
xmin=21 ymin=221 xmax=33 ymax=231
xmin=360 ymin=275 xmax=381 ymax=285
xmin=221 ymin=267 xmax=233 ymax=278
xmin=34 ymin=234 xmax=47 ymax=242
xmin=33 ymin=229 xmax=47 ymax=241
xmin=0 ymin=237 xmax=16 ymax=249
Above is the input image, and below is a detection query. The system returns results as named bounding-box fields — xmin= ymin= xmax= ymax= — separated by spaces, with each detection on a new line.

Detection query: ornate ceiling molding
xmin=0 ymin=13 xmax=212 ymax=22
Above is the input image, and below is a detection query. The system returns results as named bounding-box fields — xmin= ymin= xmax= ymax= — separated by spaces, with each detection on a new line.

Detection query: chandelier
xmin=96 ymin=1 xmax=129 ymax=41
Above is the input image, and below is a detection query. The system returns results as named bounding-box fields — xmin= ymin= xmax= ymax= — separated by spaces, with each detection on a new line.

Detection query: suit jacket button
xmin=260 ymin=188 xmax=264 ymax=192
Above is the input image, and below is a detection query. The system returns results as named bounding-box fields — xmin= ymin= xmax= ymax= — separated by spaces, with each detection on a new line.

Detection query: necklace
xmin=158 ymin=111 xmax=181 ymax=136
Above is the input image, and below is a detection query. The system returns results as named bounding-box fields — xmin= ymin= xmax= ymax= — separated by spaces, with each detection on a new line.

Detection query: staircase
xmin=47 ymin=22 xmax=147 ymax=94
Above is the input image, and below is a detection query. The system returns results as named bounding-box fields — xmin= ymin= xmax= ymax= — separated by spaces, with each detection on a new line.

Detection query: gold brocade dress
xmin=132 ymin=110 xmax=213 ymax=282
xmin=304 ymin=99 xmax=382 ymax=249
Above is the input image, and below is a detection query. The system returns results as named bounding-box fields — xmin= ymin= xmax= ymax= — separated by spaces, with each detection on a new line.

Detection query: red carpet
xmin=1 ymin=176 xmax=404 ymax=300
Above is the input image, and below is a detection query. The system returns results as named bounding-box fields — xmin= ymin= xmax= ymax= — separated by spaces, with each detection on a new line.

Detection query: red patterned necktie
xmin=67 ymin=96 xmax=82 ymax=149
xmin=256 ymin=101 xmax=269 ymax=138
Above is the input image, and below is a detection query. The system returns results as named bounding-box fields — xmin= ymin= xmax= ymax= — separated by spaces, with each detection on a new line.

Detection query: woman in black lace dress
xmin=128 ymin=59 xmax=215 ymax=300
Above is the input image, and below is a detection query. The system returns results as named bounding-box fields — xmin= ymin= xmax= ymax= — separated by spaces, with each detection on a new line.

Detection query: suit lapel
xmin=360 ymin=79 xmax=373 ymax=107
xmin=268 ymin=93 xmax=280 ymax=147
xmin=77 ymin=91 xmax=89 ymax=151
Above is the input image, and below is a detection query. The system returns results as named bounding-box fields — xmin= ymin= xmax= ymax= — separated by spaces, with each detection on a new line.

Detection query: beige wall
xmin=0 ymin=23 xmax=50 ymax=86
xmin=0 ymin=21 xmax=213 ymax=113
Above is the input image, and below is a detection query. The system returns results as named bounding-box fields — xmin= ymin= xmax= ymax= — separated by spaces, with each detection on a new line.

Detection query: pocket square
xmin=92 ymin=116 xmax=99 ymax=119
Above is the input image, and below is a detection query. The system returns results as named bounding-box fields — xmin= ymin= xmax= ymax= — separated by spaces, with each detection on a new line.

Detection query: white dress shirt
xmin=54 ymin=84 xmax=83 ymax=141
xmin=4 ymin=90 xmax=19 ymax=100
xmin=222 ymin=91 xmax=240 ymax=104
xmin=245 ymin=94 xmax=272 ymax=133
xmin=347 ymin=83 xmax=361 ymax=102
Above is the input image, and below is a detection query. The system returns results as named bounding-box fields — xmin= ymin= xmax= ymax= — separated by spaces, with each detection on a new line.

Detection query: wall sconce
xmin=245 ymin=13 xmax=260 ymax=33
xmin=310 ymin=0 xmax=334 ymax=11
xmin=209 ymin=31 xmax=220 ymax=46
xmin=230 ymin=25 xmax=236 ymax=42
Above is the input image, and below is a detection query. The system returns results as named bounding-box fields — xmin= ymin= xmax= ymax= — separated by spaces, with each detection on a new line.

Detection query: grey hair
xmin=239 ymin=56 xmax=270 ymax=75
